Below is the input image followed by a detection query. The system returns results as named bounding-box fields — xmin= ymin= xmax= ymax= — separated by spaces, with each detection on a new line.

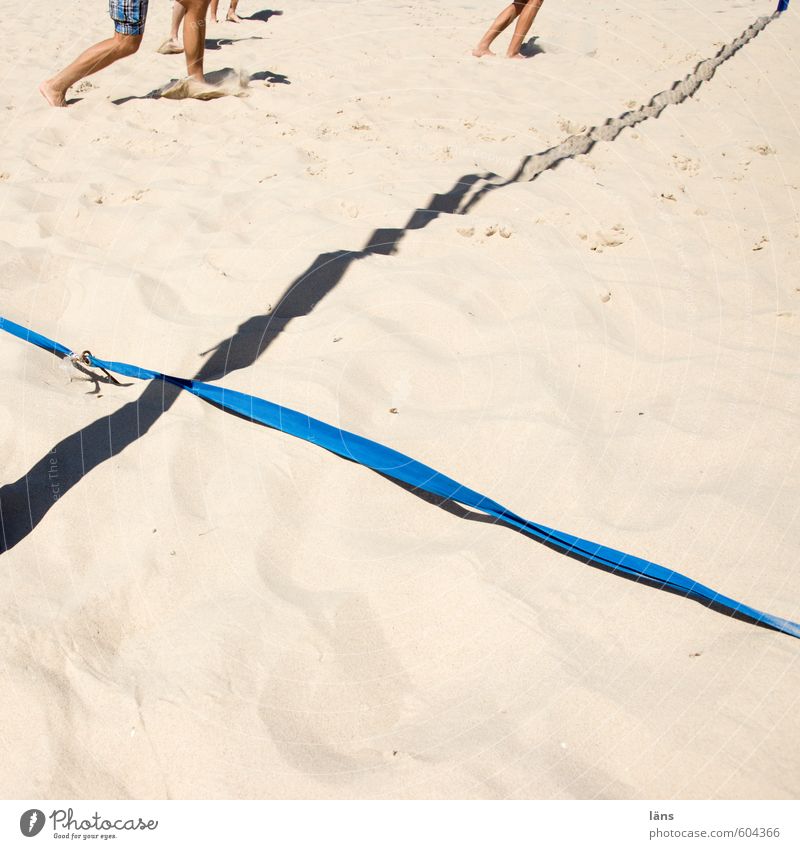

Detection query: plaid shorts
xmin=109 ymin=0 xmax=149 ymax=35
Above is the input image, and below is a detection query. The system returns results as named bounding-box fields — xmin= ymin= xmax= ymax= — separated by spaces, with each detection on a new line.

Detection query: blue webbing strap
xmin=2 ymin=315 xmax=798 ymax=639
xmin=0 ymin=317 xmax=73 ymax=359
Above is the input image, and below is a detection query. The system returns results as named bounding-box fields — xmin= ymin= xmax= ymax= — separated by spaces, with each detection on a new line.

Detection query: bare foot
xmin=157 ymin=37 xmax=184 ymax=54
xmin=157 ymin=38 xmax=184 ymax=54
xmin=506 ymin=52 xmax=526 ymax=59
xmin=472 ymin=46 xmax=496 ymax=57
xmin=39 ymin=80 xmax=67 ymax=107
xmin=226 ymin=11 xmax=242 ymax=22
xmin=161 ymin=74 xmax=241 ymax=101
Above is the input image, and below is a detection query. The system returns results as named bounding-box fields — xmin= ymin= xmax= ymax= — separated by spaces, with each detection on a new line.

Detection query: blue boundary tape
xmin=777 ymin=0 xmax=789 ymax=13
xmin=2 ymin=315 xmax=798 ymax=640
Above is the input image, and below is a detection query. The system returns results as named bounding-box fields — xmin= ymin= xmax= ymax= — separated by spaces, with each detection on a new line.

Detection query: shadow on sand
xmin=519 ymin=36 xmax=545 ymax=58
xmin=2 ymin=10 xmax=787 ymax=636
xmin=244 ymin=9 xmax=283 ymax=23
xmin=205 ymin=35 xmax=265 ymax=50
xmin=112 ymin=67 xmax=289 ymax=104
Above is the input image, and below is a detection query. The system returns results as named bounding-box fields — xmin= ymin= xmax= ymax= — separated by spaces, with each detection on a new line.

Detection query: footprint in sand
xmin=671 ymin=154 xmax=700 ymax=175
xmin=455 ymin=224 xmax=512 ymax=242
xmin=483 ymin=224 xmax=513 ymax=239
xmin=558 ymin=118 xmax=587 ymax=135
xmin=586 ymin=223 xmax=628 ymax=252
xmin=304 ymin=148 xmax=327 ymax=178
xmin=124 ymin=189 xmax=149 ymax=203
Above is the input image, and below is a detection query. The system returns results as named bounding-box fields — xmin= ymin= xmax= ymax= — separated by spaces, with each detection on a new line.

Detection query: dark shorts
xmin=109 ymin=0 xmax=149 ymax=35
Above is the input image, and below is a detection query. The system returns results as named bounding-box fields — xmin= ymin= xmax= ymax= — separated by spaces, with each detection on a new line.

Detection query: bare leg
xmin=472 ymin=2 xmax=523 ymax=57
xmin=210 ymin=0 xmax=219 ymax=22
xmin=171 ymin=2 xmax=187 ymax=40
xmin=158 ymin=2 xmax=187 ymax=53
xmin=226 ymin=0 xmax=242 ymax=23
xmin=177 ymin=0 xmax=211 ymax=80
xmin=40 ymin=33 xmax=142 ymax=106
xmin=506 ymin=0 xmax=544 ymax=57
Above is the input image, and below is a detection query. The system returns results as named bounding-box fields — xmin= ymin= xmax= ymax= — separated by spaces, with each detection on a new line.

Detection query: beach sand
xmin=1 ymin=0 xmax=798 ymax=798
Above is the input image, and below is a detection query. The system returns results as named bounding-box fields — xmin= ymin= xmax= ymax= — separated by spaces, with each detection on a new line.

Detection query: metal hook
xmin=74 ymin=350 xmax=123 ymax=386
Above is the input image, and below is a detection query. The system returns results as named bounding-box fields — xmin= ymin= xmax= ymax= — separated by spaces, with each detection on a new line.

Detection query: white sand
xmin=1 ymin=0 xmax=798 ymax=798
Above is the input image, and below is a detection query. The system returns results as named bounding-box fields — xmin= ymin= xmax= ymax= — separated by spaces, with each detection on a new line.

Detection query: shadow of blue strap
xmin=2 ymin=315 xmax=798 ymax=639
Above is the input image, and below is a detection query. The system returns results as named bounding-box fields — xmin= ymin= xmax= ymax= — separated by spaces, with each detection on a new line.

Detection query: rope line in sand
xmin=2 ymin=315 xmax=798 ymax=640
